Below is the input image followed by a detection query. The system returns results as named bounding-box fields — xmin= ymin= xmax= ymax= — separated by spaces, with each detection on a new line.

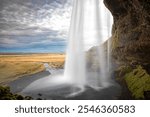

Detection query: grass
xmin=0 ymin=53 xmax=65 ymax=62
xmin=0 ymin=53 xmax=65 ymax=85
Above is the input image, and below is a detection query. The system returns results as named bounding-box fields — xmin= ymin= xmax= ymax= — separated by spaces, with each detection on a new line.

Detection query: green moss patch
xmin=125 ymin=66 xmax=150 ymax=99
xmin=0 ymin=86 xmax=32 ymax=100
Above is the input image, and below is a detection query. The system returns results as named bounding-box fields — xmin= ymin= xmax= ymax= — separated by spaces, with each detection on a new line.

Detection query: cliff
xmin=104 ymin=0 xmax=150 ymax=99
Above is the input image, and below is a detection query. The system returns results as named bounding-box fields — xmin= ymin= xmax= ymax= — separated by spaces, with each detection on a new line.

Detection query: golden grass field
xmin=0 ymin=54 xmax=65 ymax=85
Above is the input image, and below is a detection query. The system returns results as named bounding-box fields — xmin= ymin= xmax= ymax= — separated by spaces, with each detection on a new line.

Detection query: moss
xmin=125 ymin=66 xmax=150 ymax=99
xmin=0 ymin=86 xmax=32 ymax=100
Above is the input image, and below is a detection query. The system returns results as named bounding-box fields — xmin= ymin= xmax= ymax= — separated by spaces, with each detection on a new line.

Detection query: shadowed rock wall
xmin=104 ymin=0 xmax=150 ymax=99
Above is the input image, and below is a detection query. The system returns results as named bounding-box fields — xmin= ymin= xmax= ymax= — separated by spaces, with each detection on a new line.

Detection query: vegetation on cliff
xmin=0 ymin=86 xmax=32 ymax=100
xmin=125 ymin=66 xmax=150 ymax=99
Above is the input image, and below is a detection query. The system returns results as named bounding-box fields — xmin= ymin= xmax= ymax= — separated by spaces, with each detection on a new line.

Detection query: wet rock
xmin=144 ymin=91 xmax=150 ymax=100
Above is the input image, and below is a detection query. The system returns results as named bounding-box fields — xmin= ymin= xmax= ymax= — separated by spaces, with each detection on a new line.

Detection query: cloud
xmin=0 ymin=38 xmax=18 ymax=45
xmin=0 ymin=0 xmax=72 ymax=51
xmin=0 ymin=0 xmax=72 ymax=35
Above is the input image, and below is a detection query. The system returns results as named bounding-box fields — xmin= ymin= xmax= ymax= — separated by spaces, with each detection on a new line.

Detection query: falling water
xmin=64 ymin=0 xmax=86 ymax=88
xmin=64 ymin=0 xmax=113 ymax=89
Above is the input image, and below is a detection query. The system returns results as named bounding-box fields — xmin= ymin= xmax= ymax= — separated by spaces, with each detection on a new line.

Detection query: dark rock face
xmin=104 ymin=0 xmax=150 ymax=99
xmin=104 ymin=0 xmax=129 ymax=17
xmin=104 ymin=0 xmax=150 ymax=68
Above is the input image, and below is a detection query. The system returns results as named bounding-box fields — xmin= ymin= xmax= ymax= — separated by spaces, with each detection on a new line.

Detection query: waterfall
xmin=64 ymin=0 xmax=113 ymax=89
xmin=64 ymin=0 xmax=86 ymax=88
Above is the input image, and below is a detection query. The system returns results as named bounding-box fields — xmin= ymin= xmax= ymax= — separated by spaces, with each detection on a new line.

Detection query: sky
xmin=0 ymin=0 xmax=72 ymax=53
